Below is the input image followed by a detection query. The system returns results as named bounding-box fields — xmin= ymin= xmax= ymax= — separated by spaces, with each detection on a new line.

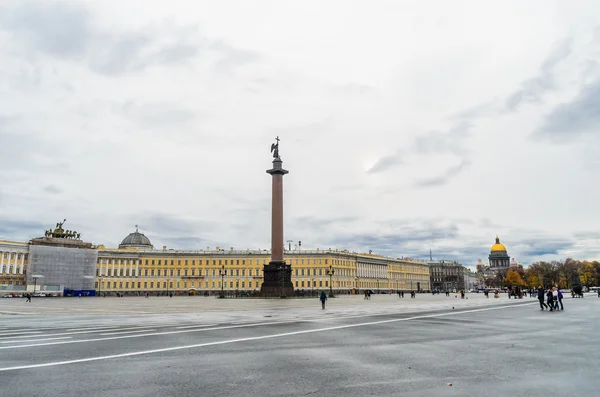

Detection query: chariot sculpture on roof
xmin=45 ymin=219 xmax=82 ymax=240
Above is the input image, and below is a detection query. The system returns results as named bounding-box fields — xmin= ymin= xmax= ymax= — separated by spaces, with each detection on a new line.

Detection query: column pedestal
xmin=261 ymin=261 xmax=294 ymax=297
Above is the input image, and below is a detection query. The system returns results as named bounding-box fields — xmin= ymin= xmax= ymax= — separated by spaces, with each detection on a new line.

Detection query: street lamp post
xmin=219 ymin=265 xmax=226 ymax=298
xmin=167 ymin=279 xmax=170 ymax=297
xmin=98 ymin=277 xmax=103 ymax=297
xmin=326 ymin=265 xmax=335 ymax=297
xmin=311 ymin=278 xmax=314 ymax=296
xmin=355 ymin=276 xmax=359 ymax=294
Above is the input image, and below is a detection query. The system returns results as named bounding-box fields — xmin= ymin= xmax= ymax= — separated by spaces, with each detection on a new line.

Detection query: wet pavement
xmin=0 ymin=294 xmax=597 ymax=396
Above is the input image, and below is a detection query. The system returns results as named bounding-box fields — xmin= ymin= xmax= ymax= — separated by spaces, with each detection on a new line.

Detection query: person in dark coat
xmin=320 ymin=291 xmax=327 ymax=309
xmin=546 ymin=289 xmax=554 ymax=311
xmin=557 ymin=289 xmax=564 ymax=310
xmin=537 ymin=287 xmax=548 ymax=310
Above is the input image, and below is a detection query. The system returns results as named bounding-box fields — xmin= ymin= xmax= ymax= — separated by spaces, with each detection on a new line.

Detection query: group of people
xmin=537 ymin=286 xmax=564 ymax=311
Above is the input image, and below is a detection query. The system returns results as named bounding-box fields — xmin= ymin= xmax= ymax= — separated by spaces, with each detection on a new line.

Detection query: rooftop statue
xmin=270 ymin=136 xmax=280 ymax=159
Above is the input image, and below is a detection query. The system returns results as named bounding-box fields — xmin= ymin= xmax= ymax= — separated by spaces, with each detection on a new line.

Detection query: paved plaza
xmin=0 ymin=293 xmax=598 ymax=396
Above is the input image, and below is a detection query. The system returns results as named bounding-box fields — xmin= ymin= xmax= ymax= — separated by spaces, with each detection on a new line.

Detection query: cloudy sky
xmin=1 ymin=0 xmax=599 ymax=267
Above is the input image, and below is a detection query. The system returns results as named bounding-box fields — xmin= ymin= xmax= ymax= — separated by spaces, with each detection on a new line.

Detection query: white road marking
xmin=100 ymin=329 xmax=157 ymax=336
xmin=0 ymin=320 xmax=297 ymax=350
xmin=0 ymin=303 xmax=535 ymax=371
xmin=2 ymin=336 xmax=72 ymax=343
xmin=0 ymin=325 xmax=164 ymax=341
xmin=0 ymin=331 xmax=42 ymax=337
xmin=68 ymin=326 xmax=126 ymax=331
xmin=175 ymin=324 xmax=219 ymax=329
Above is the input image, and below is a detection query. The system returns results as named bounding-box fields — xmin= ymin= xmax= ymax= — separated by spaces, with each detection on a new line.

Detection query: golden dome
xmin=491 ymin=236 xmax=507 ymax=252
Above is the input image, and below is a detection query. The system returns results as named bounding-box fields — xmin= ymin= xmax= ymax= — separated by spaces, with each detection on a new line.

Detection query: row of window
xmin=97 ymin=266 xmax=431 ymax=279
xmin=94 ymin=279 xmax=428 ymax=290
xmin=98 ymin=267 xmax=266 ymax=277
xmin=98 ymin=280 xmax=265 ymax=290
xmin=0 ymin=280 xmax=20 ymax=285
xmin=99 ymin=258 xmax=338 ymax=266
xmin=0 ymin=253 xmax=28 ymax=260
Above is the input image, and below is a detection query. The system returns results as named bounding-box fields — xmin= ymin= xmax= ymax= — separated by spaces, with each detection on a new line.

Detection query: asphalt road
xmin=0 ymin=295 xmax=598 ymax=396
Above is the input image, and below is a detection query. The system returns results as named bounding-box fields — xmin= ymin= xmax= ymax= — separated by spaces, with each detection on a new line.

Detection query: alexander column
xmin=261 ymin=137 xmax=294 ymax=297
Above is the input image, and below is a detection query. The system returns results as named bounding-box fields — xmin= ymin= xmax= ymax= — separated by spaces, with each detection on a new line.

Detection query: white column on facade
xmin=19 ymin=252 xmax=25 ymax=274
xmin=100 ymin=259 xmax=104 ymax=276
xmin=135 ymin=260 xmax=139 ymax=277
xmin=11 ymin=251 xmax=17 ymax=274
xmin=0 ymin=251 xmax=3 ymax=274
xmin=111 ymin=260 xmax=115 ymax=277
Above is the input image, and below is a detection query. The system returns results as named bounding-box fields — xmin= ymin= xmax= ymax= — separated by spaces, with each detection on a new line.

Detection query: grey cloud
xmin=534 ymin=78 xmax=600 ymax=140
xmin=323 ymin=223 xmax=460 ymax=257
xmin=366 ymin=150 xmax=403 ymax=173
xmin=447 ymin=99 xmax=500 ymax=121
xmin=505 ymin=39 xmax=572 ymax=111
xmin=0 ymin=2 xmax=90 ymax=59
xmin=43 ymin=185 xmax=62 ymax=194
xmin=513 ymin=238 xmax=575 ymax=257
xmin=159 ymin=236 xmax=212 ymax=250
xmin=573 ymin=231 xmax=600 ymax=239
xmin=88 ymin=33 xmax=153 ymax=75
xmin=412 ymin=121 xmax=471 ymax=155
xmin=0 ymin=218 xmax=47 ymax=238
xmin=413 ymin=159 xmax=471 ymax=188
xmin=210 ymin=40 xmax=260 ymax=74
xmin=114 ymin=100 xmax=198 ymax=128
xmin=290 ymin=216 xmax=359 ymax=231
xmin=133 ymin=214 xmax=215 ymax=237
xmin=272 ymin=117 xmax=335 ymax=145
xmin=367 ymin=121 xmax=471 ymax=174
xmin=89 ymin=29 xmax=203 ymax=75
xmin=0 ymin=2 xmax=256 ymax=76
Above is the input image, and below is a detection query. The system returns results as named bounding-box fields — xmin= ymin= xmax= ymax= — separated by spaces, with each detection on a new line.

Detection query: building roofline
xmin=96 ymin=247 xmax=426 ymax=263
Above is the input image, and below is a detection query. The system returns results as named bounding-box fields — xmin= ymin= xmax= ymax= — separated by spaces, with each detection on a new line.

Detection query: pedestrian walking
xmin=546 ymin=289 xmax=554 ymax=312
xmin=557 ymin=288 xmax=564 ymax=310
xmin=537 ymin=287 xmax=548 ymax=310
xmin=552 ymin=287 xmax=559 ymax=310
xmin=25 ymin=293 xmax=31 ymax=303
xmin=320 ymin=291 xmax=327 ymax=309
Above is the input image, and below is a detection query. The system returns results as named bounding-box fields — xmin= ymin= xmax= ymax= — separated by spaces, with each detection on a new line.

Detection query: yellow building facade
xmin=0 ymin=240 xmax=29 ymax=291
xmin=0 ymin=230 xmax=431 ymax=296
xmin=95 ymin=231 xmax=430 ymax=295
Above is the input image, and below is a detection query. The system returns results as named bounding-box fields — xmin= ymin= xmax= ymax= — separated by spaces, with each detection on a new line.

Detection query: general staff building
xmin=1 ymin=227 xmax=430 ymax=296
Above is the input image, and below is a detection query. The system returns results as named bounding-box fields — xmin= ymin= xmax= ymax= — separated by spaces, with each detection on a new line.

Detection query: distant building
xmin=489 ymin=236 xmax=510 ymax=269
xmin=475 ymin=258 xmax=487 ymax=273
xmin=479 ymin=236 xmax=519 ymax=287
xmin=428 ymin=260 xmax=465 ymax=292
xmin=463 ymin=269 xmax=480 ymax=290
